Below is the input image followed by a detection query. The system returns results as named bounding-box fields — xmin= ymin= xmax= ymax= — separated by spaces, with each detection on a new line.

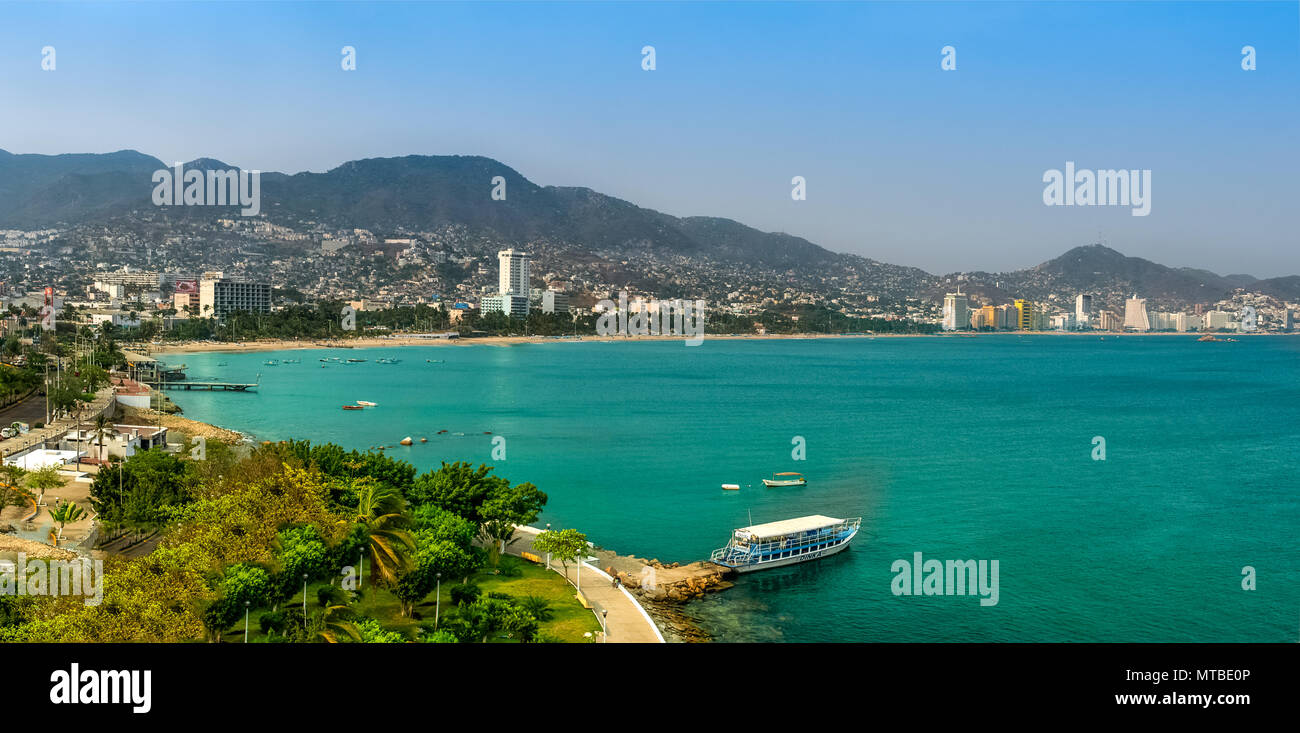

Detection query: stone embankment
xmin=590 ymin=548 xmax=734 ymax=642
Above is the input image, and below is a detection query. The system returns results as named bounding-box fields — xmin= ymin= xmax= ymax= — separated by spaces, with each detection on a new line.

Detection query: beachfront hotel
xmin=198 ymin=273 xmax=272 ymax=320
xmin=481 ymin=249 xmax=531 ymax=317
xmin=942 ymin=290 xmax=970 ymax=331
xmin=1123 ymin=294 xmax=1151 ymax=331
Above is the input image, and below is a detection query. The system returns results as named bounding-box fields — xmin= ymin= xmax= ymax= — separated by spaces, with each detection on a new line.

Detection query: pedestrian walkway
xmin=507 ymin=527 xmax=665 ymax=643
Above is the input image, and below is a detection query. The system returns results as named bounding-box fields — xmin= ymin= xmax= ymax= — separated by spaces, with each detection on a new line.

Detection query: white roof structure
xmin=4 ymin=449 xmax=82 ymax=471
xmin=738 ymin=515 xmax=843 ymax=539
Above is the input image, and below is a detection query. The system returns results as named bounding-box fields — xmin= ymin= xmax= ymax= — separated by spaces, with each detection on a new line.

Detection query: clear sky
xmin=0 ymin=1 xmax=1296 ymax=276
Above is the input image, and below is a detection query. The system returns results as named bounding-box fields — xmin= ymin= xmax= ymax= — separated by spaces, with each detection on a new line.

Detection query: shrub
xmin=449 ymin=583 xmax=480 ymax=607
xmin=259 ymin=611 xmax=287 ymax=636
xmin=518 ymin=595 xmax=553 ymax=622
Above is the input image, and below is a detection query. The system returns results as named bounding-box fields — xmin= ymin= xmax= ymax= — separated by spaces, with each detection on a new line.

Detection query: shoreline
xmin=147 ymin=329 xmax=1293 ymax=355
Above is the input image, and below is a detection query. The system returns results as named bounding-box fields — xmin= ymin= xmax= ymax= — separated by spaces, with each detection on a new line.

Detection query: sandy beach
xmin=143 ymin=329 xmax=1248 ymax=356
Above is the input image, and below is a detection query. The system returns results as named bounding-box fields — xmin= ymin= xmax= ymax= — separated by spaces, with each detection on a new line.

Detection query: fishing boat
xmin=710 ymin=515 xmax=861 ymax=573
xmin=375 ymin=357 xmax=401 ymax=364
xmin=341 ymin=405 xmax=364 ymax=411
xmin=762 ymin=472 xmax=806 ymax=487
xmin=356 ymin=400 xmax=377 ymax=407
xmin=283 ymin=358 xmax=300 ymax=364
xmin=264 ymin=359 xmax=278 ymax=366
xmin=346 ymin=358 xmax=367 ymax=363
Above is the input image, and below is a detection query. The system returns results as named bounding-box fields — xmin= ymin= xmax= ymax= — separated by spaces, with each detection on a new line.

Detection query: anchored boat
xmin=762 ymin=472 xmax=806 ymax=487
xmin=710 ymin=515 xmax=861 ymax=573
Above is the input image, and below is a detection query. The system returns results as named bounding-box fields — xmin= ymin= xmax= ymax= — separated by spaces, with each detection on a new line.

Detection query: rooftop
xmin=738 ymin=515 xmax=844 ymax=539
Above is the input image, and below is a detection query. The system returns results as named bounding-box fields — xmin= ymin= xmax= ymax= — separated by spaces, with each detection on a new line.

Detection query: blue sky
xmin=0 ymin=1 xmax=1296 ymax=276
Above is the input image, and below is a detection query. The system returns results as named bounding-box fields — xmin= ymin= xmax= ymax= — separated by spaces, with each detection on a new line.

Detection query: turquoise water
xmin=169 ymin=336 xmax=1300 ymax=642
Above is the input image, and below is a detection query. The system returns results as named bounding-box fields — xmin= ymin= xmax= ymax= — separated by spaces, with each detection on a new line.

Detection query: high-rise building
xmin=1097 ymin=310 xmax=1121 ymax=331
xmin=1014 ymin=299 xmax=1036 ymax=330
xmin=483 ymin=249 xmax=532 ymax=317
xmin=995 ymin=304 xmax=1017 ymax=330
xmin=1075 ymin=294 xmax=1092 ymax=329
xmin=1123 ymin=295 xmax=1151 ymax=331
xmin=497 ymin=249 xmax=530 ymax=298
xmin=942 ymin=291 xmax=970 ymax=331
xmin=198 ymin=275 xmax=271 ymax=319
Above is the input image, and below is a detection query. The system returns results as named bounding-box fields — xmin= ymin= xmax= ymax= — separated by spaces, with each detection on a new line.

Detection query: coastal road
xmin=507 ymin=527 xmax=665 ymax=643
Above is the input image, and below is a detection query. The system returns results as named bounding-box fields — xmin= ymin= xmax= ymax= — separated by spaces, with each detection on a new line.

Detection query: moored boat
xmin=356 ymin=400 xmax=377 ymax=407
xmin=721 ymin=483 xmax=740 ymax=491
xmin=762 ymin=472 xmax=806 ymax=487
xmin=341 ymin=405 xmax=364 ymax=410
xmin=710 ymin=515 xmax=861 ymax=573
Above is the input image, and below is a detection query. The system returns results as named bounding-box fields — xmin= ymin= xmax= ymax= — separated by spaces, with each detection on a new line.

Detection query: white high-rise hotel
xmin=482 ymin=249 xmax=531 ymax=317
xmin=942 ymin=290 xmax=969 ymax=331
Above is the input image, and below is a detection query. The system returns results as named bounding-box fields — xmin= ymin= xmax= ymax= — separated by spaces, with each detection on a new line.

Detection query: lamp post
xmin=244 ymin=601 xmax=250 ymax=643
xmin=302 ymin=573 xmax=308 ymax=627
xmin=435 ymin=572 xmax=442 ymax=630
xmin=601 ymin=609 xmax=608 ymax=643
xmin=545 ymin=523 xmax=551 ymax=570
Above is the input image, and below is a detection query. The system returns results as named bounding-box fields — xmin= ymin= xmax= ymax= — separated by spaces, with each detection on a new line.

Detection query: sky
xmin=0 ymin=1 xmax=1296 ymax=276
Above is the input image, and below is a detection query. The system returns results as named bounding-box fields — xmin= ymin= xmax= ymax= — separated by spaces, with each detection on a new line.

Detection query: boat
xmin=710 ymin=515 xmax=861 ymax=573
xmin=762 ymin=472 xmax=806 ymax=487
xmin=356 ymin=401 xmax=377 ymax=407
xmin=1198 ymin=334 xmax=1224 ymax=342
xmin=721 ymin=483 xmax=740 ymax=491
xmin=341 ymin=405 xmax=364 ymax=410
xmin=346 ymin=358 xmax=367 ymax=363
xmin=264 ymin=359 xmax=278 ymax=366
xmin=283 ymin=358 xmax=300 ymax=364
xmin=375 ymin=357 xmax=401 ymax=364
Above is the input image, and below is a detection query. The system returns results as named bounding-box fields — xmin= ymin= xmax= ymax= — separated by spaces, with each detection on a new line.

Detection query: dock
xmin=147 ymin=381 xmax=258 ymax=392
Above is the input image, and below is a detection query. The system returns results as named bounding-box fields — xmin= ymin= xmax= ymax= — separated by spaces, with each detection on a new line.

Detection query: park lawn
xmin=467 ymin=560 xmax=603 ymax=642
xmin=230 ymin=559 xmax=601 ymax=643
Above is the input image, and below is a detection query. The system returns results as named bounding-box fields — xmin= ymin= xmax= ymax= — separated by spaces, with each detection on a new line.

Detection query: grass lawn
xmin=228 ymin=557 xmax=602 ymax=643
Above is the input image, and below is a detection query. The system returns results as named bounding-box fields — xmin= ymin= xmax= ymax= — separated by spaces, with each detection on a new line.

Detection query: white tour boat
xmin=710 ymin=515 xmax=861 ymax=573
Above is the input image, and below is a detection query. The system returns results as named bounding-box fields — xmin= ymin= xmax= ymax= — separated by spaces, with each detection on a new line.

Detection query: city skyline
xmin=1 ymin=1 xmax=1297 ymax=276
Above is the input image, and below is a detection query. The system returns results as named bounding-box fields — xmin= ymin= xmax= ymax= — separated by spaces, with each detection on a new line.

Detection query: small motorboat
xmin=356 ymin=401 xmax=377 ymax=407
xmin=721 ymin=483 xmax=741 ymax=491
xmin=762 ymin=472 xmax=807 ymax=488
xmin=342 ymin=405 xmax=364 ymax=411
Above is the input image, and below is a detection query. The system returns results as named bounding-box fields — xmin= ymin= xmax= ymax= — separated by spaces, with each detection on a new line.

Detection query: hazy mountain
xmin=0 ymin=150 xmax=1293 ymax=304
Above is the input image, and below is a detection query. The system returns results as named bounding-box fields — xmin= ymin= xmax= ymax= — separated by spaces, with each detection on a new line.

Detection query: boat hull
xmin=762 ymin=479 xmax=806 ymax=487
xmin=723 ymin=529 xmax=856 ymax=573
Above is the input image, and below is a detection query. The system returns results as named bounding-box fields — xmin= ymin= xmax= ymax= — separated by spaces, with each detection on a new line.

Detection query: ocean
xmin=166 ymin=335 xmax=1300 ymax=642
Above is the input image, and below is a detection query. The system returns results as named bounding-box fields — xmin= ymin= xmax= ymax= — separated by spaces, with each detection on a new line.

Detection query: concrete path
xmin=508 ymin=527 xmax=665 ymax=643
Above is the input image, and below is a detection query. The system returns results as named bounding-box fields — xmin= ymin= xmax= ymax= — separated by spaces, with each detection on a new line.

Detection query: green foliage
xmin=421 ymin=629 xmax=459 ymax=643
xmin=449 ymin=583 xmax=481 ymax=607
xmin=518 ymin=595 xmax=554 ymax=622
xmin=407 ymin=462 xmax=547 ymax=557
xmin=532 ymin=528 xmax=589 ymax=574
xmin=89 ymin=449 xmax=194 ymax=532
xmin=356 ymin=617 xmax=407 ymax=643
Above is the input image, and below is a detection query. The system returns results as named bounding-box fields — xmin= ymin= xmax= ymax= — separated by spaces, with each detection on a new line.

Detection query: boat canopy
xmin=773 ymin=472 xmax=804 ymax=476
xmin=737 ymin=514 xmax=844 ymax=539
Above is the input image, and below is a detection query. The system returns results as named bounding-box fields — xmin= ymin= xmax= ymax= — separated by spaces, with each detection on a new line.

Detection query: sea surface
xmin=168 ymin=335 xmax=1300 ymax=642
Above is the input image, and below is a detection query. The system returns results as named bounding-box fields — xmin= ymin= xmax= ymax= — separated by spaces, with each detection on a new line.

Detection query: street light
xmin=435 ymin=572 xmax=442 ymax=630
xmin=302 ymin=573 xmax=308 ymax=627
xmin=601 ymin=609 xmax=608 ymax=643
xmin=545 ymin=523 xmax=551 ymax=570
xmin=244 ymin=601 xmax=250 ymax=643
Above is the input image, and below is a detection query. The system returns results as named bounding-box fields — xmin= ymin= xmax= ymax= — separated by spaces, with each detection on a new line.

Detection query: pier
xmin=147 ymin=381 xmax=258 ymax=392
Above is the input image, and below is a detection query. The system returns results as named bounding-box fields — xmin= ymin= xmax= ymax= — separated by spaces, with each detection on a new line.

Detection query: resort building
xmin=199 ymin=274 xmax=271 ymax=319
xmin=541 ymin=289 xmax=571 ymax=315
xmin=482 ymin=249 xmax=532 ymax=318
xmin=942 ymin=291 xmax=970 ymax=331
xmin=1014 ymin=299 xmax=1036 ymax=330
xmin=1123 ymin=295 xmax=1151 ymax=331
xmin=1075 ymin=294 xmax=1092 ymax=329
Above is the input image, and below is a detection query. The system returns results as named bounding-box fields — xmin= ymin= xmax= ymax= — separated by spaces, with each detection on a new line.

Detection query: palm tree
xmin=314 ymin=604 xmax=362 ymax=643
xmin=336 ymin=480 xmax=414 ymax=588
xmin=90 ymin=414 xmax=116 ymax=463
xmin=48 ymin=501 xmax=87 ymax=545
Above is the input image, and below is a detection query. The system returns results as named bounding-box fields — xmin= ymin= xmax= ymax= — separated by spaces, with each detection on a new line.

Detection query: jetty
xmin=148 ymin=380 xmax=258 ymax=392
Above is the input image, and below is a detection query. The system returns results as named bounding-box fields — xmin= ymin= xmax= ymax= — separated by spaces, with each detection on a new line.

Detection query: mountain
xmin=0 ymin=150 xmax=1293 ymax=305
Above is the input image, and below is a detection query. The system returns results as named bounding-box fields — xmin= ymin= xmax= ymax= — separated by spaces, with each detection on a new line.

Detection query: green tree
xmin=532 ymin=528 xmax=589 ymax=579
xmin=48 ymin=501 xmax=86 ymax=545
